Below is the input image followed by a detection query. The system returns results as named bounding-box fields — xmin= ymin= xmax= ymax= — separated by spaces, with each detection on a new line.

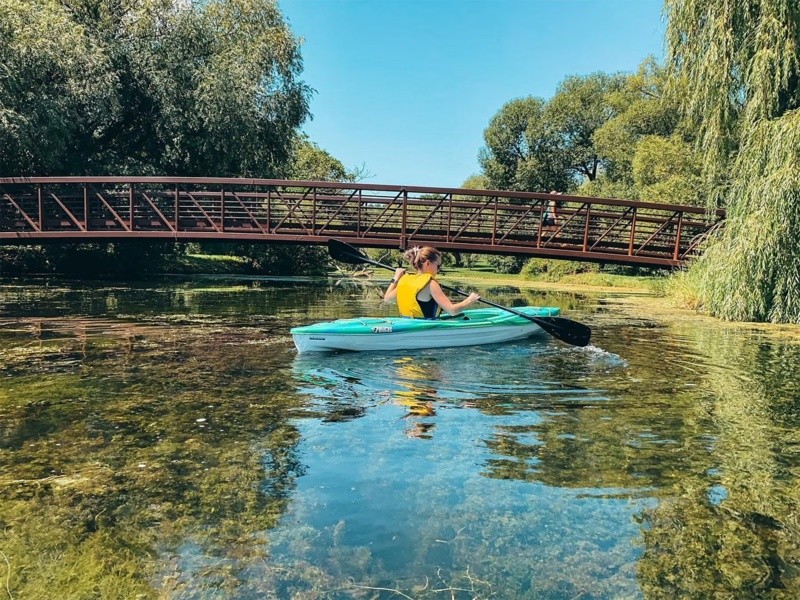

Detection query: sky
xmin=279 ymin=0 xmax=666 ymax=188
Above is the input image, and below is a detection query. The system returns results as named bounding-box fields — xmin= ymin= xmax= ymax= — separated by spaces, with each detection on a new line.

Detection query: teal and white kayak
xmin=291 ymin=306 xmax=559 ymax=353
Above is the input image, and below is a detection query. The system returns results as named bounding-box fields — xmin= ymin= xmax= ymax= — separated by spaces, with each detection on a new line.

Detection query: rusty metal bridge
xmin=0 ymin=177 xmax=725 ymax=268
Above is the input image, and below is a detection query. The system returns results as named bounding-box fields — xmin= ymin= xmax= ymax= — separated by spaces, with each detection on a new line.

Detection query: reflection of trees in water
xmin=473 ymin=317 xmax=800 ymax=595
xmin=0 ymin=323 xmax=308 ymax=598
xmin=480 ymin=394 xmax=713 ymax=491
xmin=0 ymin=276 xmax=386 ymax=327
xmin=476 ymin=321 xmax=713 ymax=488
xmin=635 ymin=328 xmax=800 ymax=596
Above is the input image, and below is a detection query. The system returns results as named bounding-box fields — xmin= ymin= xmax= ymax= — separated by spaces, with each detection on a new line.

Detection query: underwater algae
xmin=2 ymin=279 xmax=800 ymax=597
xmin=0 ymin=315 xmax=306 ymax=599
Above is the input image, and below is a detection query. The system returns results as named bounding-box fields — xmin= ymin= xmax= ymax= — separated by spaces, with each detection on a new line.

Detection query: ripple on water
xmin=291 ymin=338 xmax=629 ymax=414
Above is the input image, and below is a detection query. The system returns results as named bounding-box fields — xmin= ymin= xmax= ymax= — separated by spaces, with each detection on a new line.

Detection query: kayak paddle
xmin=327 ymin=239 xmax=592 ymax=347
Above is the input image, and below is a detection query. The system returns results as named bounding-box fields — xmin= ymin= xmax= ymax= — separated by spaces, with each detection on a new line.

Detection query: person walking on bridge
xmin=543 ymin=191 xmax=562 ymax=231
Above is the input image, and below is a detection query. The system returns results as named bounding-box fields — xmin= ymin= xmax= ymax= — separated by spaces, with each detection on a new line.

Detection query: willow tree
xmin=0 ymin=0 xmax=114 ymax=175
xmin=666 ymin=0 xmax=800 ymax=322
xmin=0 ymin=0 xmax=312 ymax=177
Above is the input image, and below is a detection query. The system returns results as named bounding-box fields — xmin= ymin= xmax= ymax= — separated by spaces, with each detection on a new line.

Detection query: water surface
xmin=1 ymin=276 xmax=799 ymax=599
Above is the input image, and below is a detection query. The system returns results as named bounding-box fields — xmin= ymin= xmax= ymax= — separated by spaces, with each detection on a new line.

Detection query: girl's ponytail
xmin=403 ymin=246 xmax=441 ymax=271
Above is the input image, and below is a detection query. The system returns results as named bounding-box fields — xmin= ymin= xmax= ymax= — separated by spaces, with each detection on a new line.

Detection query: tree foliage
xmin=285 ymin=137 xmax=349 ymax=181
xmin=479 ymin=73 xmax=628 ymax=193
xmin=475 ymin=57 xmax=704 ymax=209
xmin=574 ymin=58 xmax=709 ymax=208
xmin=0 ymin=0 xmax=114 ymax=174
xmin=0 ymin=0 xmax=311 ymax=178
xmin=545 ymin=72 xmax=628 ymax=182
xmin=0 ymin=0 xmax=338 ymax=276
xmin=632 ymin=134 xmax=703 ymax=205
xmin=667 ymin=0 xmax=800 ymax=322
xmin=479 ymin=97 xmax=570 ymax=192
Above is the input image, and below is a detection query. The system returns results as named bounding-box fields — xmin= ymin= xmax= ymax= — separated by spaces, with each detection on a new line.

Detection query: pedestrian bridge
xmin=0 ymin=177 xmax=725 ymax=268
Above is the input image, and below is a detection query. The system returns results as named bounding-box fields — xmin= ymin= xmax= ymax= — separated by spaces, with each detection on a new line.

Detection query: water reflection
xmin=291 ymin=341 xmax=629 ymax=472
xmin=282 ymin=306 xmax=800 ymax=596
xmin=292 ymin=340 xmax=625 ymax=405
xmin=280 ymin=339 xmax=648 ymax=599
xmin=3 ymin=278 xmax=800 ymax=598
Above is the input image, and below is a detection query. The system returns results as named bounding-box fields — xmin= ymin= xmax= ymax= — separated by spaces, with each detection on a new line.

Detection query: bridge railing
xmin=0 ymin=177 xmax=725 ymax=267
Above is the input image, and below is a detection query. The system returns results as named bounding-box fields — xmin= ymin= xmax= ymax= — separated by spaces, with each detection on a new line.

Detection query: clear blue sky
xmin=279 ymin=0 xmax=666 ymax=188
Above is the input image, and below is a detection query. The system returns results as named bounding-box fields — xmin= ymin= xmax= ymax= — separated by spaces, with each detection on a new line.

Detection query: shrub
xmin=487 ymin=255 xmax=527 ymax=274
xmin=521 ymin=258 xmax=599 ymax=281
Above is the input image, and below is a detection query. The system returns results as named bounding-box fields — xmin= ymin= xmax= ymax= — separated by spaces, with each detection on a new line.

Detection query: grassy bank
xmin=171 ymin=253 xmax=253 ymax=275
xmin=440 ymin=263 xmax=664 ymax=294
xmin=172 ymin=253 xmax=665 ymax=295
xmin=0 ymin=247 xmax=666 ymax=295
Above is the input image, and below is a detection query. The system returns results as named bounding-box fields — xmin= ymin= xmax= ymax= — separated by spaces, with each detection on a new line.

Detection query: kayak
xmin=291 ymin=306 xmax=559 ymax=353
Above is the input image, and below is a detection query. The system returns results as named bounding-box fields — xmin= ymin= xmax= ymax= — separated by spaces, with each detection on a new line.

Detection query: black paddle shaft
xmin=327 ymin=239 xmax=592 ymax=347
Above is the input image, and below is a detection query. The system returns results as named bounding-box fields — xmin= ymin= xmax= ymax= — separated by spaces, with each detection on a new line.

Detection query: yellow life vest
xmin=396 ymin=273 xmax=440 ymax=319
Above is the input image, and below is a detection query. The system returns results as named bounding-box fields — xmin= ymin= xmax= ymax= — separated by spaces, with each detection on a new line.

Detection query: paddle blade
xmin=534 ymin=316 xmax=592 ymax=347
xmin=328 ymin=239 xmax=368 ymax=265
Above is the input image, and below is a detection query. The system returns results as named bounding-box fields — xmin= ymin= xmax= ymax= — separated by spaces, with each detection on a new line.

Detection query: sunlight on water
xmin=1 ymin=277 xmax=800 ymax=598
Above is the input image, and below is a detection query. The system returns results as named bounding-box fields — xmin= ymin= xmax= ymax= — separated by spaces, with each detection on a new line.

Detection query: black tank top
xmin=418 ymin=297 xmax=439 ymax=319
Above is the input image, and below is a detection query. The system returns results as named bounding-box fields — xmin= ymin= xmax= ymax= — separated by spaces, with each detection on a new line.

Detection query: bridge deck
xmin=0 ymin=177 xmax=725 ymax=268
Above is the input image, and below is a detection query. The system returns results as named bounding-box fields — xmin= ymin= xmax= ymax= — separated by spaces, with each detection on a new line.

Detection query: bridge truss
xmin=0 ymin=177 xmax=724 ymax=267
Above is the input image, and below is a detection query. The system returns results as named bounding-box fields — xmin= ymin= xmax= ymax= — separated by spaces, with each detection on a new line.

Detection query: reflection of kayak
xmin=291 ymin=306 xmax=559 ymax=353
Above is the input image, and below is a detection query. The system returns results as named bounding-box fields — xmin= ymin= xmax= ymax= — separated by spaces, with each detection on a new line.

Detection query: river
xmin=1 ymin=275 xmax=799 ymax=599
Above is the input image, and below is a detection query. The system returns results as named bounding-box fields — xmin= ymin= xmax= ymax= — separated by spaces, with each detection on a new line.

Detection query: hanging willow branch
xmin=666 ymin=0 xmax=800 ymax=323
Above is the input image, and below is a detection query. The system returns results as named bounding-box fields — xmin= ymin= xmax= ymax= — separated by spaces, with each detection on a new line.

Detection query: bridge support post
xmin=267 ymin=189 xmax=272 ymax=233
xmin=628 ymin=208 xmax=637 ymax=256
xmin=673 ymin=212 xmax=683 ymax=261
xmin=492 ymin=198 xmax=498 ymax=245
xmin=446 ymin=193 xmax=452 ymax=242
xmin=37 ymin=184 xmax=42 ymax=231
xmin=83 ymin=184 xmax=88 ymax=230
xmin=582 ymin=204 xmax=591 ymax=252
xmin=401 ymin=189 xmax=407 ymax=249
xmin=220 ymin=186 xmax=225 ymax=233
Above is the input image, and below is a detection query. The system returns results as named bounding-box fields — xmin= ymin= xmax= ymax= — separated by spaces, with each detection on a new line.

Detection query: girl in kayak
xmin=383 ymin=246 xmax=480 ymax=319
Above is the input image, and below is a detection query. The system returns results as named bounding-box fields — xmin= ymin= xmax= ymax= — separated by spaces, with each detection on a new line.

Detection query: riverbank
xmin=0 ymin=247 xmax=665 ymax=295
xmin=440 ymin=264 xmax=664 ymax=295
xmin=174 ymin=252 xmax=667 ymax=295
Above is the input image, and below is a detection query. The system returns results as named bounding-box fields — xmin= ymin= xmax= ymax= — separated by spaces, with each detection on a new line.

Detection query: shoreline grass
xmin=169 ymin=254 xmax=666 ymax=295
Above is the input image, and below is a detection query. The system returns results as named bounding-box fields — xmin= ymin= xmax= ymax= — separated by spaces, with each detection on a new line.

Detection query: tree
xmin=285 ymin=137 xmax=349 ymax=181
xmin=667 ymin=0 xmax=800 ymax=322
xmin=479 ymin=97 xmax=572 ymax=193
xmin=632 ymin=134 xmax=703 ymax=206
xmin=89 ymin=0 xmax=310 ymax=177
xmin=460 ymin=173 xmax=490 ymax=192
xmin=0 ymin=0 xmax=312 ymax=178
xmin=591 ymin=59 xmax=681 ymax=185
xmin=545 ymin=72 xmax=628 ymax=182
xmin=0 ymin=0 xmax=115 ymax=175
xmin=479 ymin=73 xmax=628 ymax=194
xmin=578 ymin=58 xmax=706 ymax=205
